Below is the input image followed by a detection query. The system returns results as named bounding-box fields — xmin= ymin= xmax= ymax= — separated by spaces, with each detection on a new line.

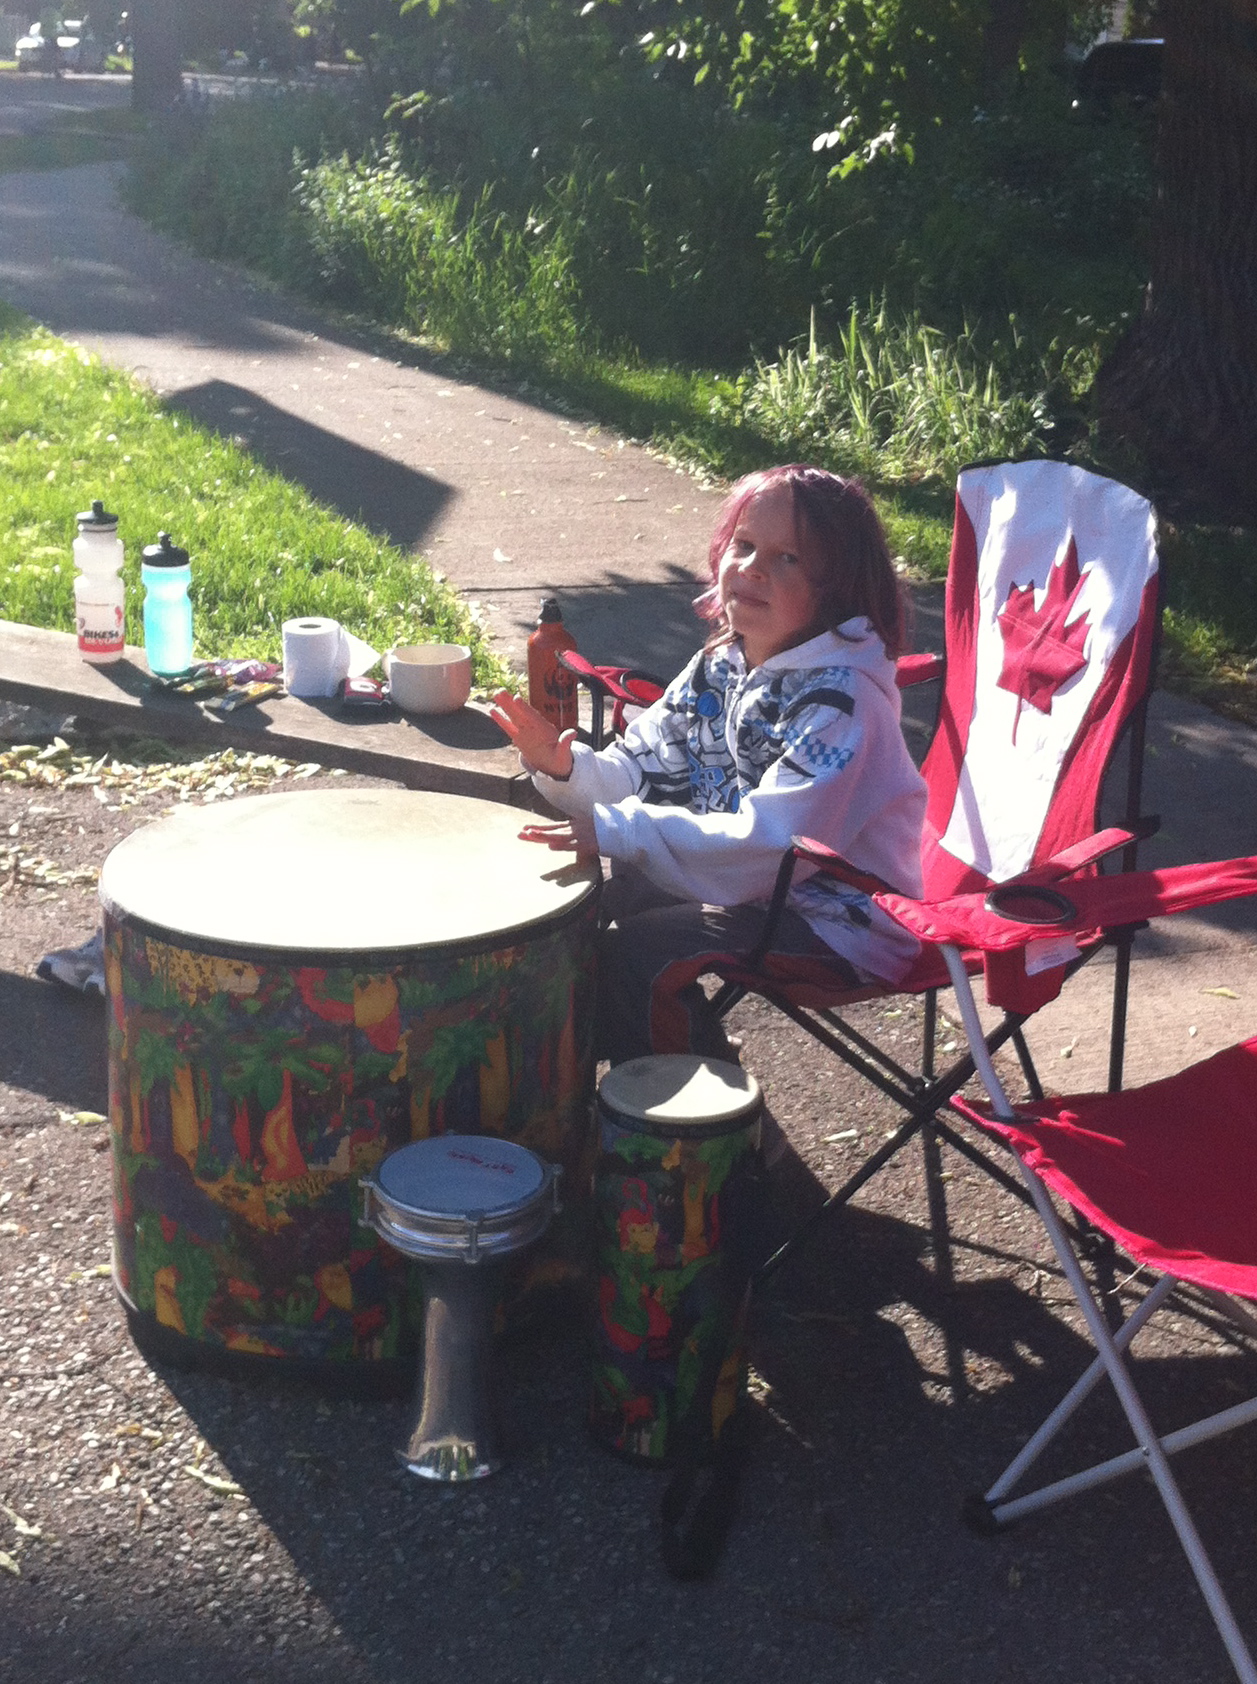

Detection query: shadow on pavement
xmin=166 ymin=382 xmax=454 ymax=552
xmin=0 ymin=968 xmax=106 ymax=1112
xmin=9 ymin=1179 xmax=1257 ymax=1684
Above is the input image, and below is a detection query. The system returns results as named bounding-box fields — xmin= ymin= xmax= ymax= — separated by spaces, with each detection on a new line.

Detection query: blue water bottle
xmin=141 ymin=531 xmax=194 ymax=675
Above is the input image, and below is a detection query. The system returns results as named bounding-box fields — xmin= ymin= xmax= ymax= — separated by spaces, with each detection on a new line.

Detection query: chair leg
xmin=971 ymin=1274 xmax=1175 ymax=1522
xmin=920 ymin=1120 xmax=955 ymax=1292
xmin=974 ymin=1165 xmax=1257 ymax=1684
xmin=1010 ymin=1026 xmax=1044 ymax=1102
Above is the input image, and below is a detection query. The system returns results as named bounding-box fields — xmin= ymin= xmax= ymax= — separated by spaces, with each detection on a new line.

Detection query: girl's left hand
xmin=518 ymin=816 xmax=600 ymax=859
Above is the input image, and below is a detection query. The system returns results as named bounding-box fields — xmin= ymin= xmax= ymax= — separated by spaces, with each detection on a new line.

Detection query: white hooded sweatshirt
xmin=532 ymin=620 xmax=928 ymax=984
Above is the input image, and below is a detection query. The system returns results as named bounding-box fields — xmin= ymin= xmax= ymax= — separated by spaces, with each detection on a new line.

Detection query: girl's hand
xmin=488 ymin=691 xmax=576 ymax=780
xmin=517 ymin=816 xmax=600 ymax=859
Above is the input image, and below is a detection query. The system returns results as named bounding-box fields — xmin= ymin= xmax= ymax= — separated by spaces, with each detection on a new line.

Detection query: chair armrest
xmin=743 ymin=838 xmax=901 ymax=969
xmin=557 ymin=652 xmax=665 ymax=750
xmin=875 ymin=855 xmax=1257 ymax=954
xmin=895 ymin=653 xmax=945 ymax=688
xmin=1018 ymin=818 xmax=1160 ymax=884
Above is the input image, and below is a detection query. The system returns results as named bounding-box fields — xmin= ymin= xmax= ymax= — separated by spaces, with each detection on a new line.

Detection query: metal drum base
xmin=402 ymin=1261 xmax=506 ymax=1482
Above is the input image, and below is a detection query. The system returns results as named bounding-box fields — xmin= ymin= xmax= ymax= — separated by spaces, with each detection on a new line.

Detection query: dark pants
xmin=597 ymin=865 xmax=854 ymax=1066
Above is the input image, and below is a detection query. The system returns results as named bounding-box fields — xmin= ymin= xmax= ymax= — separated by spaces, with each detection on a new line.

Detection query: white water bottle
xmin=73 ymin=499 xmax=125 ymax=664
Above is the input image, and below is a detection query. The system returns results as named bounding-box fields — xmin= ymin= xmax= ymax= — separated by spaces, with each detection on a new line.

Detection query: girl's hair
xmin=697 ymin=464 xmax=906 ymax=659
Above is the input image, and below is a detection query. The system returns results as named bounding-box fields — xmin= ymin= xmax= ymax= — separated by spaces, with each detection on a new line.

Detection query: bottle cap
xmin=75 ymin=498 xmax=119 ymax=532
xmin=141 ymin=531 xmax=190 ymax=568
xmin=537 ymin=596 xmax=564 ymax=623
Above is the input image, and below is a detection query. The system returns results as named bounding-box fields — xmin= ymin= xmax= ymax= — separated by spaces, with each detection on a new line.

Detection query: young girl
xmin=490 ymin=464 xmax=927 ymax=1067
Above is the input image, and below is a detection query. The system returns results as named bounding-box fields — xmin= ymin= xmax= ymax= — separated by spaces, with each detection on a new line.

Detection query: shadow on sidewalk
xmin=10 ymin=1183 xmax=1257 ymax=1684
xmin=0 ymin=967 xmax=106 ymax=1114
xmin=167 ymin=381 xmax=454 ymax=551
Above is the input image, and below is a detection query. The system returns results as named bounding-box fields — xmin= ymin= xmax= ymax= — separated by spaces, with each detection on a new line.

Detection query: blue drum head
xmin=377 ymin=1135 xmax=545 ymax=1217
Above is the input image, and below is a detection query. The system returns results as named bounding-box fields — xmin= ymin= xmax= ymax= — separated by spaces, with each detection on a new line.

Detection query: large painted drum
xmin=590 ymin=1055 xmax=762 ymax=1465
xmin=99 ymin=788 xmax=598 ymax=1391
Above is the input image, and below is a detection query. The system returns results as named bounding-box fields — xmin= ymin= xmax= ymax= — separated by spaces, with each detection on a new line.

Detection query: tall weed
xmin=295 ymin=147 xmax=583 ymax=367
xmin=720 ymin=305 xmax=1059 ymax=481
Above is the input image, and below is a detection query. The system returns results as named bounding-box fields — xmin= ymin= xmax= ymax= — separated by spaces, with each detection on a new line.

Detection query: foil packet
xmin=340 ymin=676 xmax=390 ymax=712
xmin=203 ymin=681 xmax=284 ymax=714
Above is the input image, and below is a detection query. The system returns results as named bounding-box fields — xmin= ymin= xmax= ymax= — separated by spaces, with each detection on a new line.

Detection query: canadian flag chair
xmin=872 ymin=859 xmax=1257 ymax=1684
xmin=645 ymin=459 xmax=1163 ymax=1276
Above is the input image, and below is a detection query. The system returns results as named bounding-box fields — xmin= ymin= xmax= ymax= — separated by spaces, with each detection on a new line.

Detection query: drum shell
xmin=104 ymin=893 xmax=596 ymax=1389
xmin=589 ymin=1086 xmax=762 ymax=1465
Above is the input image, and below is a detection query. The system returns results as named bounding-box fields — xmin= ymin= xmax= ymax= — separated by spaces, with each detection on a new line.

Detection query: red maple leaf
xmin=996 ymin=536 xmax=1091 ymax=734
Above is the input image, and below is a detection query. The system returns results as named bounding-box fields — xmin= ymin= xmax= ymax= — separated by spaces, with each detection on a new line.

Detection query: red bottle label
xmin=76 ymin=606 xmax=124 ymax=656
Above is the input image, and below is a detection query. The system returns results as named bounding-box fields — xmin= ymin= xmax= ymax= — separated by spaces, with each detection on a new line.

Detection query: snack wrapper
xmin=203 ymin=681 xmax=284 ymax=714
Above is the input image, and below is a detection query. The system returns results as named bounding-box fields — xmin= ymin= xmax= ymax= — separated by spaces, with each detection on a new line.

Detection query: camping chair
xmin=558 ymin=651 xmax=666 ymax=750
xmin=638 ymin=459 xmax=1163 ymax=1277
xmin=871 ymin=856 xmax=1257 ymax=1684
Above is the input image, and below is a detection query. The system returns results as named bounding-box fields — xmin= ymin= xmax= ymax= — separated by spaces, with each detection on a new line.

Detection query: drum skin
xmin=104 ymin=874 xmax=596 ymax=1388
xmin=590 ymin=1076 xmax=762 ymax=1465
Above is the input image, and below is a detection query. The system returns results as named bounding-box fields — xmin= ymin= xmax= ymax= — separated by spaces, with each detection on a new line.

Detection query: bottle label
xmin=77 ymin=605 xmax=124 ymax=656
xmin=533 ymin=663 xmax=577 ymax=730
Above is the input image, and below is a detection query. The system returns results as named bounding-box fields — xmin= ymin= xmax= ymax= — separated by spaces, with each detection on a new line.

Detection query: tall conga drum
xmin=99 ymin=788 xmax=598 ymax=1393
xmin=590 ymin=1055 xmax=762 ymax=1465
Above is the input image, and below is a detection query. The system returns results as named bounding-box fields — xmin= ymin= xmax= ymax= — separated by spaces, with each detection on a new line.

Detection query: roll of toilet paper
xmin=282 ymin=618 xmax=379 ymax=699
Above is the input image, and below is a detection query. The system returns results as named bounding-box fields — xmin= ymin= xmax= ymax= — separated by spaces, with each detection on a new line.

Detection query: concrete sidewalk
xmin=1 ymin=129 xmax=1256 ymax=1093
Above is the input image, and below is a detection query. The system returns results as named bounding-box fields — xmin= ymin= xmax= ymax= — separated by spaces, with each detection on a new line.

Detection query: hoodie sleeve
xmin=531 ymin=654 xmax=700 ymax=817
xmin=592 ymin=679 xmax=919 ymax=904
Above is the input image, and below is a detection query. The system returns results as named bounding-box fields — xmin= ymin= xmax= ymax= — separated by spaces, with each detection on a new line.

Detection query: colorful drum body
xmin=99 ymin=789 xmax=598 ymax=1390
xmin=590 ymin=1055 xmax=762 ymax=1465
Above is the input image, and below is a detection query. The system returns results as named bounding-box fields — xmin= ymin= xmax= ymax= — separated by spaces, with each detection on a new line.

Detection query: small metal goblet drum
xmin=361 ymin=1135 xmax=561 ymax=1481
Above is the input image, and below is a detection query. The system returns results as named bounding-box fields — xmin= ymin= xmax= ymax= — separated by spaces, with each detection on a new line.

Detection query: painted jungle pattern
xmin=105 ymin=902 xmax=596 ymax=1366
xmin=590 ymin=1109 xmax=761 ymax=1464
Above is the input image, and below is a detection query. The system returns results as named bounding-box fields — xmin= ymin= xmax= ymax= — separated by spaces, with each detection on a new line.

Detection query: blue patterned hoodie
xmin=532 ymin=619 xmax=927 ymax=983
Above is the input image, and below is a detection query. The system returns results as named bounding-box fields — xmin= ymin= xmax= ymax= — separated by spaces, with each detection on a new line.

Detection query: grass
xmin=0 ymin=302 xmax=510 ymax=688
xmin=0 ymin=101 xmax=138 ymax=173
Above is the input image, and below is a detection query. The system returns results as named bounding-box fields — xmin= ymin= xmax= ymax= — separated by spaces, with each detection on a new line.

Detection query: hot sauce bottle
xmin=527 ymin=596 xmax=579 ymax=733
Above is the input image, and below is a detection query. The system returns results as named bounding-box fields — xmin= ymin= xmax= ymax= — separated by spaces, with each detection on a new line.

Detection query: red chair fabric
xmin=952 ymin=1037 xmax=1257 ymax=1299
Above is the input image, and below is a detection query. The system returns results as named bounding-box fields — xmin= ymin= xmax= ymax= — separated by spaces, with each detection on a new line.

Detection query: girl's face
xmin=717 ymin=482 xmax=829 ymax=668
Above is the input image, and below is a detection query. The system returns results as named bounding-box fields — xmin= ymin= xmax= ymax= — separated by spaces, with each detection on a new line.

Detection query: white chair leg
xmin=982 ymin=1275 xmax=1175 ymax=1508
xmin=1017 ymin=1166 xmax=1257 ymax=1684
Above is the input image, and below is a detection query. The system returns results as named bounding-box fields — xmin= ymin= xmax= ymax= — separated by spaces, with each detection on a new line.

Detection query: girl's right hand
xmin=488 ymin=691 xmax=577 ymax=779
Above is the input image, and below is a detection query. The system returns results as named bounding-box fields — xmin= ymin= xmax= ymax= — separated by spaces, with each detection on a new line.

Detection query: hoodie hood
xmin=736 ymin=618 xmax=902 ymax=708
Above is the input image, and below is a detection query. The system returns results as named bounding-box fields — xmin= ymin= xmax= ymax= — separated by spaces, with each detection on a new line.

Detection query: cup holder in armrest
xmin=983 ymin=884 xmax=1078 ymax=926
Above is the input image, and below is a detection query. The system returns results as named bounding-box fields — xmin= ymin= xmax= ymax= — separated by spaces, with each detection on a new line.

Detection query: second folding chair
xmin=873 ymin=855 xmax=1257 ymax=1683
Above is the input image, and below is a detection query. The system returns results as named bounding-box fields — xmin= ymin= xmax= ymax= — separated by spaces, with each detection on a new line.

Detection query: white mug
xmin=386 ymin=644 xmax=472 ymax=715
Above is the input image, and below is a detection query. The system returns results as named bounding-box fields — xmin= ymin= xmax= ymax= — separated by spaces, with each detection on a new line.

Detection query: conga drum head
xmin=99 ymin=788 xmax=598 ymax=958
xmin=365 ymin=1136 xmax=559 ymax=1264
xmin=379 ymin=1136 xmax=547 ymax=1216
xmin=598 ymin=1054 xmax=761 ymax=1139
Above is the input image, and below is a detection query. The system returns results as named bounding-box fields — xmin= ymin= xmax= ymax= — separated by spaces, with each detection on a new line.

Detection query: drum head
xmin=377 ymin=1136 xmax=546 ymax=1218
xmin=98 ymin=789 xmax=598 ymax=954
xmin=599 ymin=1055 xmax=761 ymax=1130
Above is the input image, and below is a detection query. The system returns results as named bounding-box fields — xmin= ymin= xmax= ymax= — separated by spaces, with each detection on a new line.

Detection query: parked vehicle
xmin=57 ymin=19 xmax=107 ymax=72
xmin=1075 ymin=38 xmax=1164 ymax=111
xmin=15 ymin=23 xmax=63 ymax=73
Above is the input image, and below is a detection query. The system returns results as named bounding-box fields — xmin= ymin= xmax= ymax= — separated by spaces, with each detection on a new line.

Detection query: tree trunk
xmin=131 ymin=0 xmax=184 ymax=113
xmin=1093 ymin=0 xmax=1257 ymax=521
